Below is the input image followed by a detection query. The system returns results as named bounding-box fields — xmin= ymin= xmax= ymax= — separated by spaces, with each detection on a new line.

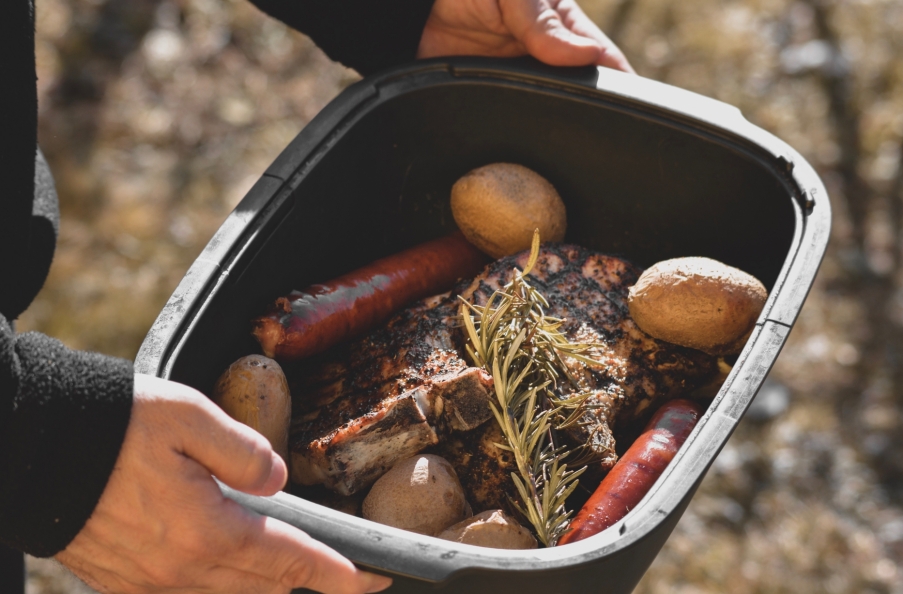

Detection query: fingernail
xmin=363 ymin=573 xmax=393 ymax=593
xmin=263 ymin=451 xmax=287 ymax=493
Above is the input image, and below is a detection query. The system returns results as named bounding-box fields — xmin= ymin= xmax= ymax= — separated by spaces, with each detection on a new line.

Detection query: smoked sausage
xmin=252 ymin=232 xmax=488 ymax=361
xmin=557 ymin=399 xmax=704 ymax=545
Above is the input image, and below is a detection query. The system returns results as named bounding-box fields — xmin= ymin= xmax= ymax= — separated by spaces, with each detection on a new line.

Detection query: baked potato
xmin=451 ymin=163 xmax=566 ymax=258
xmin=362 ymin=454 xmax=470 ymax=536
xmin=212 ymin=355 xmax=292 ymax=463
xmin=627 ymin=257 xmax=767 ymax=356
xmin=437 ymin=510 xmax=537 ymax=549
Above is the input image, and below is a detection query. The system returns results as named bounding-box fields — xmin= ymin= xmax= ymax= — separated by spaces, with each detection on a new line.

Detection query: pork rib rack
xmin=287 ymin=244 xmax=719 ymax=500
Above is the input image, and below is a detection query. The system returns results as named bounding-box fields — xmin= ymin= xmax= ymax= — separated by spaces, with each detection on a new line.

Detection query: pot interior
xmin=167 ymin=78 xmax=796 ymax=409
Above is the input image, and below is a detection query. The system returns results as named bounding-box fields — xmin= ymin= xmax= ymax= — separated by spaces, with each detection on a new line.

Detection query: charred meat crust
xmin=289 ymin=244 xmax=718 ymax=502
xmin=294 ymin=393 xmax=440 ymax=496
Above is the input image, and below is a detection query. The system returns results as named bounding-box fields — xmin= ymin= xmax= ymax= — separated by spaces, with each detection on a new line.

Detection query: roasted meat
xmin=289 ymin=244 xmax=719 ymax=501
xmin=461 ymin=245 xmax=718 ymax=463
xmin=287 ymin=294 xmax=495 ymax=495
xmin=434 ymin=244 xmax=720 ymax=512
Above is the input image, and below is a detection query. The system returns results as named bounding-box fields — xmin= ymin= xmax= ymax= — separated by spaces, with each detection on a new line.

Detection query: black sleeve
xmin=247 ymin=0 xmax=436 ymax=75
xmin=0 ymin=0 xmax=39 ymax=319
xmin=0 ymin=315 xmax=133 ymax=557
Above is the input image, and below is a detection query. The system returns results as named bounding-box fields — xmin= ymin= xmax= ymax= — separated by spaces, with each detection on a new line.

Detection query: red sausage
xmin=557 ymin=399 xmax=704 ymax=545
xmin=252 ymin=232 xmax=488 ymax=361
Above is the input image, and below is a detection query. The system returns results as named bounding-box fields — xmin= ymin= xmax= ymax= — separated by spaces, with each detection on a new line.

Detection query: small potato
xmin=362 ymin=455 xmax=469 ymax=536
xmin=437 ymin=510 xmax=537 ymax=549
xmin=628 ymin=257 xmax=767 ymax=356
xmin=212 ymin=355 xmax=291 ymax=463
xmin=451 ymin=163 xmax=566 ymax=259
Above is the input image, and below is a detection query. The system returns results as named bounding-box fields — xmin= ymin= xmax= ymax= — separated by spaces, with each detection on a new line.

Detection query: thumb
xmin=181 ymin=395 xmax=288 ymax=496
xmin=503 ymin=0 xmax=602 ymax=66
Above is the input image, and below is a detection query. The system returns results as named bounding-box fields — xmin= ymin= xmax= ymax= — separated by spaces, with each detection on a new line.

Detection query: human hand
xmin=56 ymin=374 xmax=392 ymax=594
xmin=417 ymin=0 xmax=634 ymax=73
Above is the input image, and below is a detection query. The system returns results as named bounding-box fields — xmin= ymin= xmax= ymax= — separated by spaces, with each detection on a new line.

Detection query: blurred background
xmin=22 ymin=0 xmax=903 ymax=592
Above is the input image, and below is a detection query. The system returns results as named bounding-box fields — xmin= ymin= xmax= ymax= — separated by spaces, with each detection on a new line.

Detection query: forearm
xmin=246 ymin=0 xmax=436 ymax=75
xmin=0 ymin=315 xmax=133 ymax=557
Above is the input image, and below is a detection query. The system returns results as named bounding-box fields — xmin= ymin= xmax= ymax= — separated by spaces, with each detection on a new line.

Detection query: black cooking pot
xmin=136 ymin=57 xmax=830 ymax=594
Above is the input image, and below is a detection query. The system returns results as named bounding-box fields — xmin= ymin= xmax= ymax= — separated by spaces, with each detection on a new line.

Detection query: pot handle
xmin=447 ymin=57 xmax=752 ymax=135
xmin=591 ymin=65 xmax=753 ymax=135
xmin=218 ymin=482 xmax=482 ymax=583
xmin=448 ymin=56 xmax=599 ymax=91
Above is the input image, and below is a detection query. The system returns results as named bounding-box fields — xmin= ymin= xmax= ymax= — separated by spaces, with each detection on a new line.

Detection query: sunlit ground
xmin=23 ymin=0 xmax=903 ymax=592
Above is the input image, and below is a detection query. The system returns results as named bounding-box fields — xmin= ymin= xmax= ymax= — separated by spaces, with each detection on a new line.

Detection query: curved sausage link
xmin=557 ymin=399 xmax=704 ymax=545
xmin=252 ymin=232 xmax=488 ymax=361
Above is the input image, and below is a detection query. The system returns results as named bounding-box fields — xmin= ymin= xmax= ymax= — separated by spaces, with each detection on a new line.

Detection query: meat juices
xmin=289 ymin=244 xmax=719 ymax=504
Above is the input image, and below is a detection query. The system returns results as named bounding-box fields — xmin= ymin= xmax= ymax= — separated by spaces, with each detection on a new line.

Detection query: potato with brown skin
xmin=362 ymin=454 xmax=470 ymax=536
xmin=437 ymin=510 xmax=537 ymax=549
xmin=212 ymin=355 xmax=291 ymax=463
xmin=627 ymin=257 xmax=768 ymax=356
xmin=451 ymin=163 xmax=566 ymax=258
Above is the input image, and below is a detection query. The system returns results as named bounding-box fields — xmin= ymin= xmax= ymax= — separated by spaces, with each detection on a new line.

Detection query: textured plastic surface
xmin=137 ymin=57 xmax=831 ymax=593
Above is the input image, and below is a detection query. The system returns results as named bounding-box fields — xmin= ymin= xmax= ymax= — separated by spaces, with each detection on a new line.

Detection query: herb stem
xmin=459 ymin=231 xmax=604 ymax=546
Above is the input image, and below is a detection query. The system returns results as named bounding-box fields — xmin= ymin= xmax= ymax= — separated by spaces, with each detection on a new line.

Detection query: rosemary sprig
xmin=458 ymin=231 xmax=604 ymax=546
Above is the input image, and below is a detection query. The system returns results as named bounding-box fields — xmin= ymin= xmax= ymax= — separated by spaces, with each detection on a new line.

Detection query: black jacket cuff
xmin=247 ymin=0 xmax=436 ymax=76
xmin=0 ymin=319 xmax=133 ymax=557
